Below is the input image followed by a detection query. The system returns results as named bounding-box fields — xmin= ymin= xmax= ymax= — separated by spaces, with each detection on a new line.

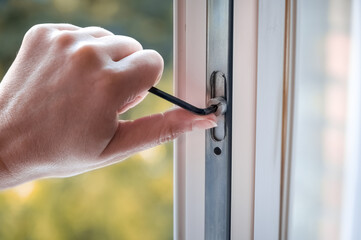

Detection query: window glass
xmin=0 ymin=1 xmax=173 ymax=239
xmin=289 ymin=0 xmax=360 ymax=239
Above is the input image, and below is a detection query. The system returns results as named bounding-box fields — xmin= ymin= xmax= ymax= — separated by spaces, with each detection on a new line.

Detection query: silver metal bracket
xmin=205 ymin=0 xmax=233 ymax=239
xmin=208 ymin=72 xmax=227 ymax=141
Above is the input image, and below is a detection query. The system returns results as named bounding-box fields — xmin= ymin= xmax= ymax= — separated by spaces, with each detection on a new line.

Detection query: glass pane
xmin=0 ymin=1 xmax=173 ymax=239
xmin=289 ymin=0 xmax=361 ymax=240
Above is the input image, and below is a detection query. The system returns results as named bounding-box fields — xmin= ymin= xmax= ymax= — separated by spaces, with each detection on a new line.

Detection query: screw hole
xmin=214 ymin=147 xmax=222 ymax=155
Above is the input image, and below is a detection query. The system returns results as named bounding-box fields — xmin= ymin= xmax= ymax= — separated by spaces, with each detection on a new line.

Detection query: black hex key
xmin=148 ymin=87 xmax=218 ymax=115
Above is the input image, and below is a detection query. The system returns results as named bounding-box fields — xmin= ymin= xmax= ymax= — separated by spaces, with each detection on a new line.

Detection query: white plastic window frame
xmin=173 ymin=0 xmax=291 ymax=239
xmin=341 ymin=0 xmax=361 ymax=239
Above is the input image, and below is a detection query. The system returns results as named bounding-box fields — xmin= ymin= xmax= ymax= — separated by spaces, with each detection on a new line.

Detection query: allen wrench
xmin=148 ymin=86 xmax=223 ymax=115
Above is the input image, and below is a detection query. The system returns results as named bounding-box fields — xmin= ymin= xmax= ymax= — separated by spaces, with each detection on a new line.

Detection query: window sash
xmin=174 ymin=0 xmax=288 ymax=239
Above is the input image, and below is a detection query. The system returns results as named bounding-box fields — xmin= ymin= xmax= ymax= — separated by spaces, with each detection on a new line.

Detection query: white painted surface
xmin=254 ymin=0 xmax=286 ymax=240
xmin=231 ymin=0 xmax=258 ymax=239
xmin=174 ymin=0 xmax=207 ymax=239
xmin=174 ymin=0 xmax=287 ymax=239
xmin=342 ymin=0 xmax=361 ymax=239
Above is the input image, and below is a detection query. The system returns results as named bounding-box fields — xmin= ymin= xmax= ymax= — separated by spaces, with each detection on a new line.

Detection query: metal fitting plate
xmin=208 ymin=71 xmax=227 ymax=141
xmin=205 ymin=0 xmax=233 ymax=239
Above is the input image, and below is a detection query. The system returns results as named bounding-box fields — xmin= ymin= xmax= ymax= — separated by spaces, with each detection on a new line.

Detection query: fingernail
xmin=192 ymin=119 xmax=218 ymax=130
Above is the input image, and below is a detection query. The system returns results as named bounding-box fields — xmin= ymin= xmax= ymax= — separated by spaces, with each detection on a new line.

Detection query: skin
xmin=0 ymin=24 xmax=216 ymax=189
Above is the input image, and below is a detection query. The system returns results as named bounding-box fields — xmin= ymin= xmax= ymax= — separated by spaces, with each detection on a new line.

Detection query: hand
xmin=0 ymin=24 xmax=216 ymax=189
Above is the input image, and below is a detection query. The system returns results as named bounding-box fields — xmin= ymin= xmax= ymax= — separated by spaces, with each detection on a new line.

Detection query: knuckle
xmin=86 ymin=26 xmax=113 ymax=35
xmin=143 ymin=50 xmax=164 ymax=82
xmin=52 ymin=31 xmax=76 ymax=48
xmin=158 ymin=127 xmax=180 ymax=144
xmin=146 ymin=50 xmax=164 ymax=70
xmin=125 ymin=36 xmax=143 ymax=51
xmin=71 ymin=43 xmax=101 ymax=62
xmin=156 ymin=114 xmax=181 ymax=144
xmin=24 ymin=24 xmax=52 ymax=42
xmin=168 ymin=127 xmax=180 ymax=141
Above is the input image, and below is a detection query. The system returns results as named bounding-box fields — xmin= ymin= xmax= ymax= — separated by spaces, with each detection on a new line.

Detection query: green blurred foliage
xmin=0 ymin=0 xmax=174 ymax=239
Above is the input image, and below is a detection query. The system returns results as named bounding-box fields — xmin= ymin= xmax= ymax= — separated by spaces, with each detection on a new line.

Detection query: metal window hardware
xmin=151 ymin=0 xmax=233 ymax=238
xmin=208 ymin=71 xmax=227 ymax=141
xmin=205 ymin=0 xmax=233 ymax=239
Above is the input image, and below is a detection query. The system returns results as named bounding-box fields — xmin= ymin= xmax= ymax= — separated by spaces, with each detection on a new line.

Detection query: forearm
xmin=0 ymin=108 xmax=34 ymax=189
xmin=0 ymin=103 xmax=14 ymax=189
xmin=0 ymin=150 xmax=41 ymax=189
xmin=0 ymin=127 xmax=19 ymax=189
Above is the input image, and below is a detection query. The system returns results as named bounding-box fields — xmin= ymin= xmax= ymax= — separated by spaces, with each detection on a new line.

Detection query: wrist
xmin=0 ymin=117 xmax=18 ymax=189
xmin=0 ymin=109 xmax=32 ymax=189
xmin=0 ymin=133 xmax=35 ymax=189
xmin=0 ymin=100 xmax=14 ymax=188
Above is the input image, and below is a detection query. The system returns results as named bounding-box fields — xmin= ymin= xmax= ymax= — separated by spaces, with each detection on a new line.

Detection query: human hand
xmin=0 ymin=24 xmax=216 ymax=189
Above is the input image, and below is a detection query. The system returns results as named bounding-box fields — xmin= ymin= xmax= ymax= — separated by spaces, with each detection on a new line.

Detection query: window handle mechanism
xmin=148 ymin=86 xmax=225 ymax=116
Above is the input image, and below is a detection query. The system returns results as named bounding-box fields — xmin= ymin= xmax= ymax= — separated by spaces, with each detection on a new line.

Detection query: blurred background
xmin=0 ymin=0 xmax=174 ymax=239
xmin=289 ymin=0 xmax=361 ymax=239
xmin=2 ymin=0 xmax=360 ymax=240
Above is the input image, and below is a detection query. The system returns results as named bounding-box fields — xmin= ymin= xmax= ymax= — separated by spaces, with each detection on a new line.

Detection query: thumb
xmin=100 ymin=108 xmax=217 ymax=160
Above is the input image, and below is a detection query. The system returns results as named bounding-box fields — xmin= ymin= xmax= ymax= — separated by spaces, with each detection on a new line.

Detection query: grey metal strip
xmin=205 ymin=0 xmax=233 ymax=239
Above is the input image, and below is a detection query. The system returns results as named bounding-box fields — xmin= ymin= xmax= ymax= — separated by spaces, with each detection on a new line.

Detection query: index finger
xmin=111 ymin=49 xmax=164 ymax=108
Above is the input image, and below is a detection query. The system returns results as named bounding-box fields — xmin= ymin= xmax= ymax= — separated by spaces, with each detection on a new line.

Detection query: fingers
xmin=38 ymin=24 xmax=160 ymax=113
xmin=100 ymin=108 xmax=217 ymax=160
xmin=49 ymin=24 xmax=144 ymax=63
xmin=76 ymin=26 xmax=114 ymax=38
xmin=96 ymin=35 xmax=143 ymax=61
xmin=111 ymin=50 xmax=164 ymax=106
xmin=75 ymin=27 xmax=142 ymax=61
xmin=117 ymin=91 xmax=148 ymax=114
xmin=51 ymin=25 xmax=113 ymax=37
